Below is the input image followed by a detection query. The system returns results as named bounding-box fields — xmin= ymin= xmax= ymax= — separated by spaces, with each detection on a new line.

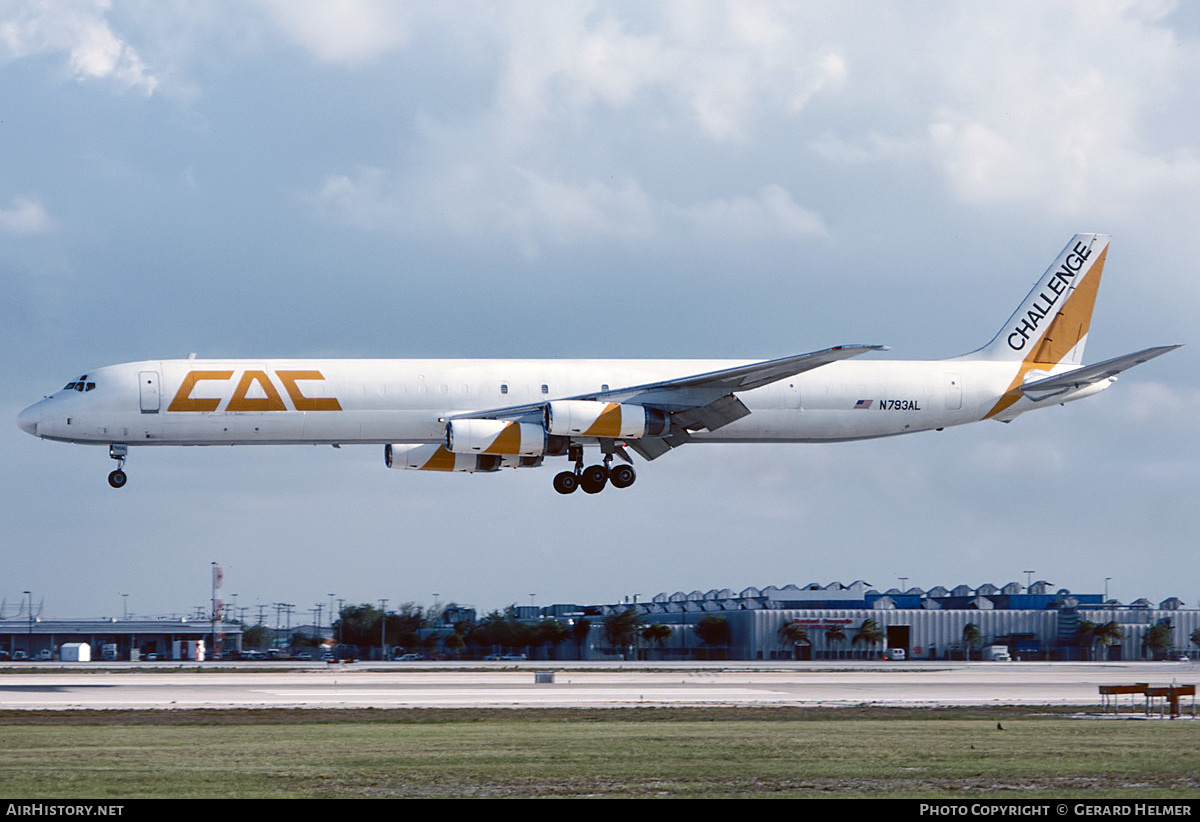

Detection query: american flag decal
xmin=854 ymin=399 xmax=872 ymax=409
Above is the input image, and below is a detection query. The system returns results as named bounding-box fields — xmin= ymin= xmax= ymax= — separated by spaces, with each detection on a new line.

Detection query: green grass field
xmin=0 ymin=707 xmax=1196 ymax=798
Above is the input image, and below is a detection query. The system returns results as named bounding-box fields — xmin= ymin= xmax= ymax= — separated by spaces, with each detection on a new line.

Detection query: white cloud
xmin=490 ymin=2 xmax=847 ymax=145
xmin=0 ymin=0 xmax=158 ymax=95
xmin=303 ymin=162 xmax=827 ymax=256
xmin=918 ymin=3 xmax=1200 ymax=215
xmin=256 ymin=0 xmax=412 ymax=66
xmin=676 ymin=185 xmax=829 ymax=239
xmin=1111 ymin=379 xmax=1199 ymax=424
xmin=0 ymin=196 xmax=52 ymax=234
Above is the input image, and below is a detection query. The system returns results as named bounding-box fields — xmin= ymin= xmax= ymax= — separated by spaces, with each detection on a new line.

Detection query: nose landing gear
xmin=108 ymin=444 xmax=128 ymax=489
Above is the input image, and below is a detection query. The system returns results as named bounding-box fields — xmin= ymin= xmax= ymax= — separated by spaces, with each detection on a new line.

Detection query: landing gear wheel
xmin=553 ymin=471 xmax=579 ymax=495
xmin=108 ymin=470 xmax=127 ymax=489
xmin=609 ymin=464 xmax=636 ymax=489
xmin=581 ymin=464 xmax=609 ymax=494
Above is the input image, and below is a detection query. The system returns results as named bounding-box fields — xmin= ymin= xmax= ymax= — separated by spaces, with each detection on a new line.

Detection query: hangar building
xmin=584 ymin=580 xmax=1199 ymax=661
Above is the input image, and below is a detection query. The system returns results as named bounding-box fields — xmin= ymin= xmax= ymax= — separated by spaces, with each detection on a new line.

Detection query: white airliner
xmin=17 ymin=234 xmax=1178 ymax=494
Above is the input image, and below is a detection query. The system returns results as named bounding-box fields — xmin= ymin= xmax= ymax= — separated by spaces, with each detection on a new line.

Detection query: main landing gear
xmin=107 ymin=444 xmax=128 ymax=489
xmin=553 ymin=443 xmax=636 ymax=495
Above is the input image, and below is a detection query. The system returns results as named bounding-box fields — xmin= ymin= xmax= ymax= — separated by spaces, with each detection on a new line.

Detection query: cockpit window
xmin=62 ymin=376 xmax=96 ymax=392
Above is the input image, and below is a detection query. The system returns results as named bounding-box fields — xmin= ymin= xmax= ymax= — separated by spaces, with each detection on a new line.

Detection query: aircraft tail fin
xmin=968 ymin=233 xmax=1110 ymax=367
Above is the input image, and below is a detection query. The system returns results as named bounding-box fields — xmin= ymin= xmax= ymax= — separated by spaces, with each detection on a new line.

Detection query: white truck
xmin=982 ymin=645 xmax=1012 ymax=661
xmin=61 ymin=643 xmax=91 ymax=662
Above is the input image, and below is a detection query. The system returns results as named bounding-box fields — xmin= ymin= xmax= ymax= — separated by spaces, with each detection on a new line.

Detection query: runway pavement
xmin=0 ymin=660 xmax=1195 ymax=711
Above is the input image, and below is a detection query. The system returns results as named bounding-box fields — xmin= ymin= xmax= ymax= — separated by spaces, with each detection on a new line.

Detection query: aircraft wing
xmin=1018 ymin=345 xmax=1181 ymax=399
xmin=448 ymin=344 xmax=886 ymax=460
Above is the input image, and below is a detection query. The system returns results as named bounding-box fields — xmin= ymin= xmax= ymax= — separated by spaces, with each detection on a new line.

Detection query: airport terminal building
xmin=581 ymin=581 xmax=1200 ymax=662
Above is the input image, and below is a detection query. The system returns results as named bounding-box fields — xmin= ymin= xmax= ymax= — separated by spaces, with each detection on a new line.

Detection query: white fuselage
xmin=18 ymin=356 xmax=1028 ymax=448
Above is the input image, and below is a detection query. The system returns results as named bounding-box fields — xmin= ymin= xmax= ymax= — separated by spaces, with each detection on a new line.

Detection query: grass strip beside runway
xmin=0 ymin=708 xmax=1196 ymax=798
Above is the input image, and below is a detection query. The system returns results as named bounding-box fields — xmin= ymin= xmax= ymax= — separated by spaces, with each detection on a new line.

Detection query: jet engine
xmin=444 ymin=419 xmax=545 ymax=456
xmin=385 ymin=443 xmax=501 ymax=472
xmin=544 ymin=400 xmax=669 ymax=439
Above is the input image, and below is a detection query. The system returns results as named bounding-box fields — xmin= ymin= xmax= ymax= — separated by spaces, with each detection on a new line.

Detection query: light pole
xmin=379 ymin=599 xmax=388 ymax=660
xmin=22 ymin=591 xmax=31 ymax=655
xmin=120 ymin=593 xmax=129 ymax=619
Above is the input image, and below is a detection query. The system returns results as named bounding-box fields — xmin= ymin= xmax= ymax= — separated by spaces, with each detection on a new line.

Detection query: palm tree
xmin=1075 ymin=619 xmax=1097 ymax=660
xmin=778 ymin=621 xmax=810 ymax=660
xmin=641 ymin=623 xmax=673 ymax=660
xmin=602 ymin=608 xmax=643 ymax=659
xmin=1142 ymin=619 xmax=1173 ymax=660
xmin=853 ymin=619 xmax=884 ymax=659
xmin=571 ymin=618 xmax=591 ymax=661
xmin=824 ymin=624 xmax=847 ymax=660
xmin=1092 ymin=621 xmax=1125 ymax=661
xmin=962 ymin=623 xmax=982 ymax=661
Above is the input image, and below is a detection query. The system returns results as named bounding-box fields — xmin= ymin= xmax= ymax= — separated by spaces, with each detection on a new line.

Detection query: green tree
xmin=242 ymin=624 xmax=271 ymax=650
xmin=961 ymin=623 xmax=982 ymax=661
xmin=694 ymin=615 xmax=731 ymax=659
xmin=290 ymin=632 xmax=318 ymax=649
xmin=824 ymin=624 xmax=847 ymax=660
xmin=778 ymin=621 xmax=810 ymax=660
xmin=854 ymin=619 xmax=884 ymax=659
xmin=529 ymin=619 xmax=570 ymax=660
xmin=641 ymin=623 xmax=673 ymax=660
xmin=1075 ymin=619 xmax=1097 ymax=660
xmin=468 ymin=609 xmax=522 ymax=656
xmin=388 ymin=603 xmax=427 ymax=650
xmin=1190 ymin=626 xmax=1200 ymax=656
xmin=602 ymin=608 xmax=644 ymax=658
xmin=1142 ymin=619 xmax=1174 ymax=660
xmin=442 ymin=631 xmax=465 ymax=660
xmin=334 ymin=603 xmax=383 ymax=651
xmin=571 ymin=618 xmax=592 ymax=661
xmin=1093 ymin=621 xmax=1125 ymax=660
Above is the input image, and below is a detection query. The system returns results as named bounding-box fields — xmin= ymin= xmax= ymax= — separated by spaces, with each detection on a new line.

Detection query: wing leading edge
xmin=449 ymin=344 xmax=887 ymax=460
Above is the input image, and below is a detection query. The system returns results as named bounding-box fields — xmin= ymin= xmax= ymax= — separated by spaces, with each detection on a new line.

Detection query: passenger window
xmin=500 ymin=384 xmax=508 ymax=394
xmin=541 ymin=384 xmax=549 ymax=394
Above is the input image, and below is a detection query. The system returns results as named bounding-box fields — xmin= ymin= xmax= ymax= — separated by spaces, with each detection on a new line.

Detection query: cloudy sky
xmin=2 ymin=1 xmax=1197 ymax=624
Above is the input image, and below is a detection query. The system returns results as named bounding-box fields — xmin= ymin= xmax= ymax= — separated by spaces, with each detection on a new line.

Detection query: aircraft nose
xmin=17 ymin=403 xmax=41 ymax=436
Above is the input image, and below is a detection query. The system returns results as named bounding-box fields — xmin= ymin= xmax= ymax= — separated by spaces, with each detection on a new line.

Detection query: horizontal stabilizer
xmin=1019 ymin=345 xmax=1181 ymax=398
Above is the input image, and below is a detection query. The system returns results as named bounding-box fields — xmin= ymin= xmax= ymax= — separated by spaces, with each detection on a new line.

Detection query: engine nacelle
xmin=385 ymin=443 xmax=501 ymax=472
xmin=444 ymin=419 xmax=545 ymax=456
xmin=544 ymin=400 xmax=669 ymax=439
